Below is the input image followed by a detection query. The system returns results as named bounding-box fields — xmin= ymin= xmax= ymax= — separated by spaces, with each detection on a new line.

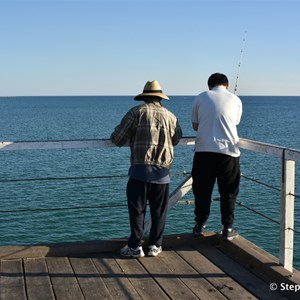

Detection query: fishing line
xmin=234 ymin=31 xmax=247 ymax=95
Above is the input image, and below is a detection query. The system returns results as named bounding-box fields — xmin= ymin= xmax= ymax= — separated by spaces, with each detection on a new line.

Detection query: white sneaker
xmin=120 ymin=245 xmax=145 ymax=258
xmin=148 ymin=245 xmax=162 ymax=257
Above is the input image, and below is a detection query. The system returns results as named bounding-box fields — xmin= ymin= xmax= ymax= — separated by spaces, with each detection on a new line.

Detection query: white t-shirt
xmin=191 ymin=85 xmax=242 ymax=157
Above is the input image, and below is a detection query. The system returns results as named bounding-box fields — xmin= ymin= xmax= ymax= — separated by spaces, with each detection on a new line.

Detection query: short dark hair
xmin=207 ymin=73 xmax=229 ymax=89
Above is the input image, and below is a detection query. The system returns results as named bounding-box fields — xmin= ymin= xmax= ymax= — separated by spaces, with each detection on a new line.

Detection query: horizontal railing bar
xmin=0 ymin=137 xmax=195 ymax=151
xmin=1 ymin=137 xmax=300 ymax=162
xmin=0 ymin=139 xmax=114 ymax=151
xmin=238 ymin=138 xmax=300 ymax=162
xmin=238 ymin=139 xmax=284 ymax=158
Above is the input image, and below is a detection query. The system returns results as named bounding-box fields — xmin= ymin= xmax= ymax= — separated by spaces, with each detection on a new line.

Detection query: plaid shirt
xmin=111 ymin=101 xmax=182 ymax=169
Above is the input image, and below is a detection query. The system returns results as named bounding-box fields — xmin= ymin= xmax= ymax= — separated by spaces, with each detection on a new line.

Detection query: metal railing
xmin=1 ymin=137 xmax=299 ymax=272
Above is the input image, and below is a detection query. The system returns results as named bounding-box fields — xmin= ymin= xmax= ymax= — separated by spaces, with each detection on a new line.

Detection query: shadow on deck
xmin=1 ymin=233 xmax=300 ymax=300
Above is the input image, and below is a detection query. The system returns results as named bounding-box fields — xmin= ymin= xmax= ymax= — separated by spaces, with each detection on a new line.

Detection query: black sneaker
xmin=193 ymin=224 xmax=205 ymax=237
xmin=222 ymin=228 xmax=238 ymax=241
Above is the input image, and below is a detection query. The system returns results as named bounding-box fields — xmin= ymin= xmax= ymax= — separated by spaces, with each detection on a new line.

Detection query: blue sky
xmin=1 ymin=0 xmax=300 ymax=96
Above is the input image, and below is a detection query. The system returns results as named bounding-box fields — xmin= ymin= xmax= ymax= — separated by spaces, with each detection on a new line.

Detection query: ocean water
xmin=0 ymin=95 xmax=299 ymax=269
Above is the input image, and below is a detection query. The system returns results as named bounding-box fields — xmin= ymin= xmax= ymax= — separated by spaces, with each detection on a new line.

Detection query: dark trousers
xmin=192 ymin=152 xmax=240 ymax=229
xmin=126 ymin=178 xmax=169 ymax=248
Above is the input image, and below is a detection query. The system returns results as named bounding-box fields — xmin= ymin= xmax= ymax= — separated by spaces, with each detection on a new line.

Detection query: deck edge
xmin=217 ymin=235 xmax=300 ymax=290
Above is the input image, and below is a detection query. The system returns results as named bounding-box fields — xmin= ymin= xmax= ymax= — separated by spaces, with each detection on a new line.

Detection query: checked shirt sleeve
xmin=111 ymin=108 xmax=136 ymax=147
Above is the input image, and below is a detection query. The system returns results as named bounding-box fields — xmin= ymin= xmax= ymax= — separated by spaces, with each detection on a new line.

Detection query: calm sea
xmin=0 ymin=95 xmax=299 ymax=268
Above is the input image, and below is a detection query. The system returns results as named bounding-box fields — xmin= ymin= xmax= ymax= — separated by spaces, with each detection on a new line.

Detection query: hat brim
xmin=134 ymin=92 xmax=170 ymax=101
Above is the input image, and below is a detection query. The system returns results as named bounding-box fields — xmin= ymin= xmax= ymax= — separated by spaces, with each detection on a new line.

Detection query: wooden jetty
xmin=1 ymin=233 xmax=300 ymax=300
xmin=1 ymin=137 xmax=300 ymax=299
xmin=1 ymin=136 xmax=299 ymax=273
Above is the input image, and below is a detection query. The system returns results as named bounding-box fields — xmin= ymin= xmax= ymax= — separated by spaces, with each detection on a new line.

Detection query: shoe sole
xmin=222 ymin=234 xmax=239 ymax=241
xmin=148 ymin=251 xmax=162 ymax=257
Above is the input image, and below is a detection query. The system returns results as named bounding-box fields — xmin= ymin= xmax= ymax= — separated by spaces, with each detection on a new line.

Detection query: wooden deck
xmin=1 ymin=233 xmax=300 ymax=300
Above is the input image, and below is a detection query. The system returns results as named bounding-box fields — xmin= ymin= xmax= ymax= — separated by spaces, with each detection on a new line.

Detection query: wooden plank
xmin=115 ymin=256 xmax=169 ymax=300
xmin=0 ymin=259 xmax=26 ymax=300
xmin=46 ymin=257 xmax=84 ymax=300
xmin=69 ymin=256 xmax=113 ymax=300
xmin=159 ymin=247 xmax=227 ymax=300
xmin=0 ymin=245 xmax=51 ymax=260
xmin=92 ymin=253 xmax=142 ymax=299
xmin=23 ymin=257 xmax=55 ymax=300
xmin=139 ymin=252 xmax=200 ymax=299
xmin=175 ymin=245 xmax=258 ymax=300
xmin=196 ymin=243 xmax=288 ymax=300
xmin=0 ymin=239 xmax=127 ymax=259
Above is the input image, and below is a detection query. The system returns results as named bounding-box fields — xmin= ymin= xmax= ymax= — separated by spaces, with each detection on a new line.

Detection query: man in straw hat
xmin=111 ymin=80 xmax=182 ymax=257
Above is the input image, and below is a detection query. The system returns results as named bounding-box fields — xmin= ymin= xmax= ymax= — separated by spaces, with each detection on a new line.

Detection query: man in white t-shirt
xmin=191 ymin=73 xmax=242 ymax=240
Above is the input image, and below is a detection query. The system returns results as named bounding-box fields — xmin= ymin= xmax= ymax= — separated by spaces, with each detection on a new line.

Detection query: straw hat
xmin=134 ymin=80 xmax=170 ymax=101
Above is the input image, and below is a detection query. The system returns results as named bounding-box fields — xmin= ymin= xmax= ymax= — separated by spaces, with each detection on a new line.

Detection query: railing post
xmin=279 ymin=151 xmax=295 ymax=272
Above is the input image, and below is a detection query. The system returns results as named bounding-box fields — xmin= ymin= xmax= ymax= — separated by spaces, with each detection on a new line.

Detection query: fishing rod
xmin=234 ymin=31 xmax=247 ymax=95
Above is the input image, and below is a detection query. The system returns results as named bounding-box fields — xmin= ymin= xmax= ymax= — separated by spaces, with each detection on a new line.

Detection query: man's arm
xmin=111 ymin=109 xmax=135 ymax=147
